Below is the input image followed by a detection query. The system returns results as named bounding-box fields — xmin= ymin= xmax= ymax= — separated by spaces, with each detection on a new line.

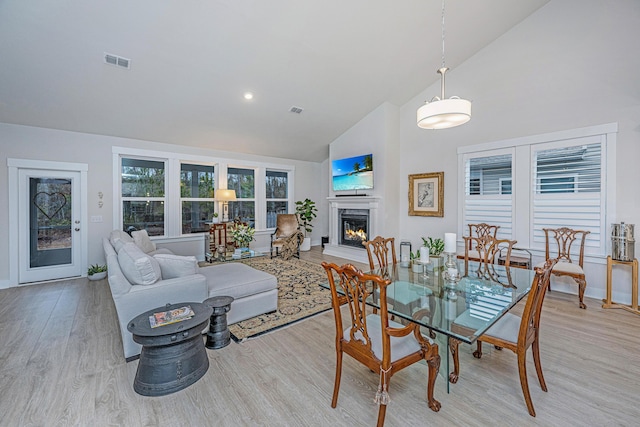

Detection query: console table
xmin=602 ymin=256 xmax=639 ymax=316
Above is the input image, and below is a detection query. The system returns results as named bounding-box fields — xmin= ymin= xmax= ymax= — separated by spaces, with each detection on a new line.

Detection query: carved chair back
xmin=465 ymin=223 xmax=500 ymax=251
xmin=543 ymin=227 xmax=590 ymax=268
xmin=363 ymin=236 xmax=397 ymax=270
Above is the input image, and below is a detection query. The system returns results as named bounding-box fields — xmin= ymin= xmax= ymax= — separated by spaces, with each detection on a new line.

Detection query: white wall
xmin=329 ymin=102 xmax=401 ymax=240
xmin=0 ymin=123 xmax=323 ymax=286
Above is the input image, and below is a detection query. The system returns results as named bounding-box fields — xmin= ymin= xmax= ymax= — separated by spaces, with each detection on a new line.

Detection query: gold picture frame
xmin=408 ymin=172 xmax=444 ymax=217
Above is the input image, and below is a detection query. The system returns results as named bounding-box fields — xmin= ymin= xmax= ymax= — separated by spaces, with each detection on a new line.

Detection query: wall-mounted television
xmin=331 ymin=154 xmax=374 ymax=191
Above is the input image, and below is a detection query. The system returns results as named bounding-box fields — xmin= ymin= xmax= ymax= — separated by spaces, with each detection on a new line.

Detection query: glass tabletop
xmin=367 ymin=261 xmax=535 ymax=344
xmin=321 ymin=260 xmax=535 ymax=345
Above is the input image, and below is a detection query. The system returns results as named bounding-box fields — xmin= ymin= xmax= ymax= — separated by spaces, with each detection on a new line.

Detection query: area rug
xmin=224 ymin=257 xmax=332 ymax=342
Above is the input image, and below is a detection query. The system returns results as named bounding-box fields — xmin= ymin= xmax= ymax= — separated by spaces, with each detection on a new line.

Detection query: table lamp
xmin=217 ymin=189 xmax=237 ymax=222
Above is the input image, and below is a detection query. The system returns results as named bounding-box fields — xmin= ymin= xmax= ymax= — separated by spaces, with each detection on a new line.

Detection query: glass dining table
xmin=322 ymin=260 xmax=536 ymax=392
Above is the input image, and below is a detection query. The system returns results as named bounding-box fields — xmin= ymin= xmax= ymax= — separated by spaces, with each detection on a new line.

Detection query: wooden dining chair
xmin=538 ymin=227 xmax=590 ymax=309
xmin=363 ymin=235 xmax=397 ymax=270
xmin=450 ymin=258 xmax=558 ymax=417
xmin=321 ymin=262 xmax=441 ymax=426
xmin=463 ymin=235 xmax=517 ymax=286
xmin=457 ymin=223 xmax=500 ymax=260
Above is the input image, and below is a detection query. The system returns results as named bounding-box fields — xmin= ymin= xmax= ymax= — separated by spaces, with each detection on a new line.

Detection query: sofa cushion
xmin=117 ymin=242 xmax=161 ymax=285
xmin=199 ymin=263 xmax=277 ymax=300
xmin=110 ymin=230 xmax=134 ymax=252
xmin=132 ymin=229 xmax=157 ymax=254
xmin=154 ymin=254 xmax=198 ymax=279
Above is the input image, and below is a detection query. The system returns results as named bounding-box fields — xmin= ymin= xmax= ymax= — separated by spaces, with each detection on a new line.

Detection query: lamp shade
xmin=417 ymin=98 xmax=471 ymax=129
xmin=216 ymin=189 xmax=237 ymax=201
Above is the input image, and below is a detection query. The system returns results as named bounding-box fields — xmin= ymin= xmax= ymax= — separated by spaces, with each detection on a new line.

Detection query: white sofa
xmin=103 ymin=230 xmax=278 ymax=360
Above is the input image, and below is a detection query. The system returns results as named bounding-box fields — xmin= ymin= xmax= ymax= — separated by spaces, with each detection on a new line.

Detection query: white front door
xmin=18 ymin=168 xmax=84 ymax=283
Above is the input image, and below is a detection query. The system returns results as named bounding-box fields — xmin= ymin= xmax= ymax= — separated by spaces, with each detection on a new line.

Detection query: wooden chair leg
xmin=577 ymin=278 xmax=587 ymax=309
xmin=532 ymin=339 xmax=547 ymax=391
xmin=376 ymin=403 xmax=387 ymax=427
xmin=426 ymin=353 xmax=442 ymax=412
xmin=517 ymin=351 xmax=536 ymax=417
xmin=473 ymin=341 xmax=483 ymax=358
xmin=448 ymin=338 xmax=461 ymax=384
xmin=331 ymin=350 xmax=343 ymax=408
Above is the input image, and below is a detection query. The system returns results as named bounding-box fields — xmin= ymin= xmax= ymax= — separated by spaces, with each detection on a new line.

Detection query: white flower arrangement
xmin=230 ymin=223 xmax=255 ymax=248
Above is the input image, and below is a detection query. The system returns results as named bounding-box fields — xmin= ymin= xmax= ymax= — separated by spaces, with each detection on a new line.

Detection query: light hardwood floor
xmin=1 ymin=247 xmax=639 ymax=426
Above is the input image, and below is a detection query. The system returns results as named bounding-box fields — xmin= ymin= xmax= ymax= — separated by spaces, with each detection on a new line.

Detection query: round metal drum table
xmin=127 ymin=302 xmax=212 ymax=396
xmin=204 ymin=296 xmax=234 ymax=349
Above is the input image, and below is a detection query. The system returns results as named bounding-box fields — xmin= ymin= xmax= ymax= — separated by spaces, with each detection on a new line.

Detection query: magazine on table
xmin=149 ymin=305 xmax=195 ymax=328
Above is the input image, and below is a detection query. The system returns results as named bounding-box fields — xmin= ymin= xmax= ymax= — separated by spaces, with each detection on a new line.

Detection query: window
xmin=180 ymin=163 xmax=215 ymax=234
xmin=121 ymin=158 xmax=166 ymax=236
xmin=462 ymin=152 xmax=513 ymax=239
xmin=266 ymin=170 xmax=289 ymax=228
xmin=458 ymin=124 xmax=614 ymax=257
xmin=532 ymin=139 xmax=604 ymax=251
xmin=227 ymin=167 xmax=255 ymax=226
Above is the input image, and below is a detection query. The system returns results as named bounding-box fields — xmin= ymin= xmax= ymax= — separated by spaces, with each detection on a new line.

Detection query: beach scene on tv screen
xmin=332 ymin=154 xmax=373 ymax=191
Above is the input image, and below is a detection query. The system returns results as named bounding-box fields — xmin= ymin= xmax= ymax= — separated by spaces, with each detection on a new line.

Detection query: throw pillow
xmin=117 ymin=242 xmax=162 ymax=285
xmin=153 ymin=254 xmax=198 ymax=279
xmin=110 ymin=229 xmax=134 ymax=252
xmin=132 ymin=229 xmax=157 ymax=254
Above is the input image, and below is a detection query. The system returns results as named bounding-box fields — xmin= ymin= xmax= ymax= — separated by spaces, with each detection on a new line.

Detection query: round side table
xmin=127 ymin=302 xmax=212 ymax=396
xmin=204 ymin=296 xmax=234 ymax=349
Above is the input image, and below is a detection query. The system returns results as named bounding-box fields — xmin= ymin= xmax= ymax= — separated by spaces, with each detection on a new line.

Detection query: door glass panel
xmin=30 ymin=177 xmax=72 ymax=268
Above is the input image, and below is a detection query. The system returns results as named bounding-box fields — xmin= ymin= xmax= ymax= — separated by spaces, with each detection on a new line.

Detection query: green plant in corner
xmin=88 ymin=264 xmax=107 ymax=276
xmin=295 ymin=198 xmax=317 ymax=236
xmin=422 ymin=237 xmax=445 ymax=256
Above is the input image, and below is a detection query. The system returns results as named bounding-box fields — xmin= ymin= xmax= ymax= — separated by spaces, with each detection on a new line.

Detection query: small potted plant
xmin=230 ymin=223 xmax=255 ymax=249
xmin=295 ymin=198 xmax=317 ymax=251
xmin=422 ymin=237 xmax=445 ymax=271
xmin=410 ymin=251 xmax=423 ymax=273
xmin=211 ymin=212 xmax=219 ymax=224
xmin=88 ymin=264 xmax=107 ymax=281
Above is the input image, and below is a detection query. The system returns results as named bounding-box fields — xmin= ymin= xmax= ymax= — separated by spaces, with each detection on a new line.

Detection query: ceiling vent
xmin=289 ymin=106 xmax=303 ymax=114
xmin=104 ymin=53 xmax=131 ymax=69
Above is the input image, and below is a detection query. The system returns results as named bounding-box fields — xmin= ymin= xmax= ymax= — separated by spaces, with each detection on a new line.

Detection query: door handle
xmin=75 ymin=228 xmax=80 ymax=231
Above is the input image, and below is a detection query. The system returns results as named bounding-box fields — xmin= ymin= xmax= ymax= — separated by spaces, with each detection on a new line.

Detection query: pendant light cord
xmin=441 ymin=0 xmax=446 ymax=69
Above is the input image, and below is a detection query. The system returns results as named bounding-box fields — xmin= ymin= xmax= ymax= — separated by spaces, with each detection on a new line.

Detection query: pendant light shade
xmin=417 ymin=1 xmax=471 ymax=130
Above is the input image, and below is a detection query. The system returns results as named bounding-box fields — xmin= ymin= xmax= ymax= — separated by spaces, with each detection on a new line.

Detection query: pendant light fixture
xmin=417 ymin=0 xmax=471 ymax=129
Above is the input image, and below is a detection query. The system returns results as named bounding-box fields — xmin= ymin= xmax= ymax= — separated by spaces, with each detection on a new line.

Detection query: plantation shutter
xmin=462 ymin=150 xmax=514 ymax=239
xmin=531 ymin=135 xmax=605 ymax=255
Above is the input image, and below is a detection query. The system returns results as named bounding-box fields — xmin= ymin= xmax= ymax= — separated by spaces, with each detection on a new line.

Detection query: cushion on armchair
xmin=154 ymin=253 xmax=198 ymax=279
xmin=110 ymin=230 xmax=134 ymax=252
xmin=117 ymin=242 xmax=161 ymax=285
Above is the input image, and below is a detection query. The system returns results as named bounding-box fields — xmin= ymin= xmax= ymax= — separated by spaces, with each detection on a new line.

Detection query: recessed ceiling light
xmin=244 ymin=92 xmax=254 ymax=100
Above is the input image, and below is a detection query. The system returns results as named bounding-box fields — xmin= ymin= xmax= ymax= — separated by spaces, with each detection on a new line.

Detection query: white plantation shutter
xmin=531 ymin=136 xmax=605 ymax=255
xmin=463 ymin=151 xmax=514 ymax=239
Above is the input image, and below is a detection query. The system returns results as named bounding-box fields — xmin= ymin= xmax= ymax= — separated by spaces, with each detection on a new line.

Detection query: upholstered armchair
xmin=270 ymin=214 xmax=303 ymax=260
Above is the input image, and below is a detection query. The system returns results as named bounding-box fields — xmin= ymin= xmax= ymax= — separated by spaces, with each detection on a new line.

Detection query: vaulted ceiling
xmin=0 ymin=0 xmax=548 ymax=162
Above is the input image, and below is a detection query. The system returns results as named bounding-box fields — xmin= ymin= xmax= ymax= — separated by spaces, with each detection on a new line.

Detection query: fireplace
xmin=339 ymin=209 xmax=369 ymax=248
xmin=324 ymin=196 xmax=381 ymax=264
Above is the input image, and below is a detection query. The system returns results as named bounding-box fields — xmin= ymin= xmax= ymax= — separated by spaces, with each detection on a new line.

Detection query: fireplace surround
xmin=323 ymin=196 xmax=381 ymax=264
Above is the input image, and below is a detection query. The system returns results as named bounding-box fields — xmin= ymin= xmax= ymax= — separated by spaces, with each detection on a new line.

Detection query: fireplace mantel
xmin=323 ymin=196 xmax=382 ymax=264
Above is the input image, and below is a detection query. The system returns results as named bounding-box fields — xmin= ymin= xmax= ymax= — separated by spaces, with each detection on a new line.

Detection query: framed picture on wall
xmin=408 ymin=172 xmax=444 ymax=217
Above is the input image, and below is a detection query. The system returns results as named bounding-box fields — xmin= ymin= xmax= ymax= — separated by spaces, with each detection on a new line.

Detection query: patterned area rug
xmin=226 ymin=257 xmax=332 ymax=342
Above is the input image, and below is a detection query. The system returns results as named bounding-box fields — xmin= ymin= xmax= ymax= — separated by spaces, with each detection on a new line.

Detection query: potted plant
xmin=88 ymin=264 xmax=107 ymax=281
xmin=211 ymin=212 xmax=219 ymax=224
xmin=422 ymin=237 xmax=445 ymax=271
xmin=295 ymin=198 xmax=317 ymax=251
xmin=410 ymin=251 xmax=423 ymax=273
xmin=230 ymin=223 xmax=255 ymax=249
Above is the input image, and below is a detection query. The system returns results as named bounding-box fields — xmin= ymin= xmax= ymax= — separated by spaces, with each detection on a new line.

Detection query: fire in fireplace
xmin=339 ymin=209 xmax=369 ymax=248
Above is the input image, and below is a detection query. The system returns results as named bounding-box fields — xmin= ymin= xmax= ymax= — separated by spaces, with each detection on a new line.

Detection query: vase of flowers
xmin=230 ymin=223 xmax=255 ymax=249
